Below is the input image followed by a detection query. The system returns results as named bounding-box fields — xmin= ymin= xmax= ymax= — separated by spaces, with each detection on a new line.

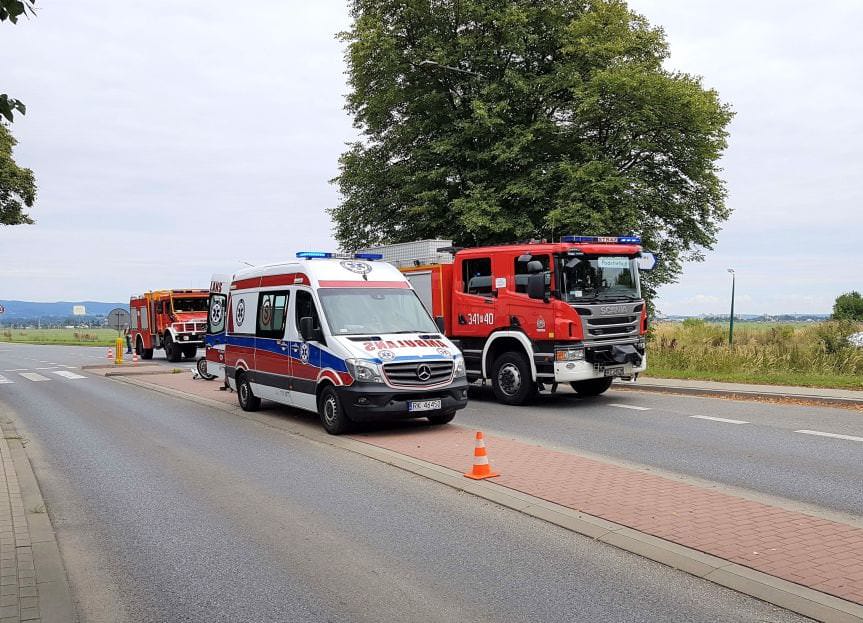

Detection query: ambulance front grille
xmin=383 ymin=361 xmax=453 ymax=387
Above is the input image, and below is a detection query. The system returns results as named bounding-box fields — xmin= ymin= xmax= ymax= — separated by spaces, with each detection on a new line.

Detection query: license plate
xmin=409 ymin=399 xmax=441 ymax=412
xmin=603 ymin=366 xmax=626 ymax=377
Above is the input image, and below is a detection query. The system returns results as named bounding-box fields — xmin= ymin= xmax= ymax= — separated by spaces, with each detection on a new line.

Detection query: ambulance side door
xmin=254 ymin=290 xmax=291 ymax=405
xmin=287 ymin=288 xmax=323 ymax=413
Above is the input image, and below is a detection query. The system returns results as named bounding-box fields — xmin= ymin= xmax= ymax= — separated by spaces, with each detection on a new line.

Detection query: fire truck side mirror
xmin=526 ymin=273 xmax=547 ymax=301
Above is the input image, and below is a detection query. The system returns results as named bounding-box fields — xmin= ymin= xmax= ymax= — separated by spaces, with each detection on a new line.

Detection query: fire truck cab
xmin=362 ymin=237 xmax=656 ymax=405
xmin=129 ymin=289 xmax=209 ymax=362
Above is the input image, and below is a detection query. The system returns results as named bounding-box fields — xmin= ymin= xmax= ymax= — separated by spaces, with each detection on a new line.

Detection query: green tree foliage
xmin=0 ymin=123 xmax=36 ymax=225
xmin=832 ymin=291 xmax=863 ymax=322
xmin=333 ymin=0 xmax=733 ymax=293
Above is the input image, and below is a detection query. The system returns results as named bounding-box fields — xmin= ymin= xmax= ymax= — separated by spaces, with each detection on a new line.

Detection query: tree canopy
xmin=0 ymin=124 xmax=36 ymax=225
xmin=332 ymin=0 xmax=733 ymax=293
xmin=833 ymin=291 xmax=863 ymax=322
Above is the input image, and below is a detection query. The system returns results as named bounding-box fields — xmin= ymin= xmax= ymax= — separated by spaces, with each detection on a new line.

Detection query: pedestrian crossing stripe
xmin=19 ymin=372 xmax=50 ymax=382
xmin=0 ymin=375 xmax=12 ymax=384
xmin=52 ymin=370 xmax=86 ymax=380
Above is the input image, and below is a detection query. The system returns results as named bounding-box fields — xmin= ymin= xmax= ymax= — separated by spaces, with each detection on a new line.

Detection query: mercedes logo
xmin=416 ymin=364 xmax=432 ymax=382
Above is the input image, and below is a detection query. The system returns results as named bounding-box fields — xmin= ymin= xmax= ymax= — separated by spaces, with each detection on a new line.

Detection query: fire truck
xmin=129 ymin=289 xmax=209 ymax=362
xmin=360 ymin=237 xmax=657 ymax=405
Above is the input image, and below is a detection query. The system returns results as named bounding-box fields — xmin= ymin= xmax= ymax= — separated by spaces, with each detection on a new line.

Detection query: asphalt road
xmin=0 ymin=343 xmax=806 ymax=622
xmin=454 ymin=383 xmax=863 ymax=518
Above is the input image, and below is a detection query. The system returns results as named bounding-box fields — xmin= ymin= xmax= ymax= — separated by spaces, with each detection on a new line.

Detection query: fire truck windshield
xmin=172 ymin=298 xmax=208 ymax=313
xmin=318 ymin=288 xmax=438 ymax=336
xmin=557 ymin=255 xmax=640 ymax=303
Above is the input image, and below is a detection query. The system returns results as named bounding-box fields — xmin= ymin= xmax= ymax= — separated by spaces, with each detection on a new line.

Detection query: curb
xmin=0 ymin=417 xmax=76 ymax=623
xmin=113 ymin=375 xmax=863 ymax=623
xmin=102 ymin=368 xmax=184 ymax=377
xmin=616 ymin=381 xmax=863 ymax=408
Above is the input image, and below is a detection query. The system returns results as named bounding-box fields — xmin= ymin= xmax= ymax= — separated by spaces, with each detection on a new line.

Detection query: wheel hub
xmin=498 ymin=363 xmax=521 ymax=396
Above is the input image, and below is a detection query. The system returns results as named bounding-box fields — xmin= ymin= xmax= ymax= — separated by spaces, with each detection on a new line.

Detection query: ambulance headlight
xmin=453 ymin=357 xmax=466 ymax=378
xmin=345 ymin=359 xmax=383 ymax=383
xmin=555 ymin=347 xmax=585 ymax=362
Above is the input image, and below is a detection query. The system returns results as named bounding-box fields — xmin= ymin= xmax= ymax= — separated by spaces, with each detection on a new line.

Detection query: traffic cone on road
xmin=106 ymin=347 xmax=113 ymax=361
xmin=132 ymin=352 xmax=139 ymax=365
xmin=464 ymin=431 xmax=499 ymax=480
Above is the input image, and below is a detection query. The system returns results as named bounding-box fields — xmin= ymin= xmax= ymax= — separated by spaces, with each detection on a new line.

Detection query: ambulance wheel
xmin=570 ymin=378 xmax=613 ymax=396
xmin=196 ymin=357 xmax=216 ymax=380
xmin=164 ymin=335 xmax=182 ymax=362
xmin=427 ymin=411 xmax=456 ymax=426
xmin=318 ymin=386 xmax=351 ymax=435
xmin=491 ymin=352 xmax=535 ymax=405
xmin=237 ymin=372 xmax=261 ymax=411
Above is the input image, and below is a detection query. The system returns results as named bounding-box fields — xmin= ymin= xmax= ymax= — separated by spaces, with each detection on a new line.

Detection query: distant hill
xmin=0 ymin=300 xmax=126 ymax=319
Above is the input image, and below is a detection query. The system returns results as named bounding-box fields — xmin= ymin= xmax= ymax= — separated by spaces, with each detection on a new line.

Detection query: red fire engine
xmin=129 ymin=289 xmax=209 ymax=362
xmin=361 ymin=237 xmax=656 ymax=405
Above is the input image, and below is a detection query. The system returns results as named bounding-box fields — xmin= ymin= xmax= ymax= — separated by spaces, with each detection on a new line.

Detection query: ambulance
xmin=198 ymin=273 xmax=230 ymax=381
xmin=222 ymin=253 xmax=469 ymax=434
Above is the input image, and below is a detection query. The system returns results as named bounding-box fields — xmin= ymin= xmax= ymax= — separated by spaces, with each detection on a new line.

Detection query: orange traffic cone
xmin=106 ymin=347 xmax=113 ymax=361
xmin=464 ymin=431 xmax=499 ymax=480
xmin=132 ymin=352 xmax=139 ymax=364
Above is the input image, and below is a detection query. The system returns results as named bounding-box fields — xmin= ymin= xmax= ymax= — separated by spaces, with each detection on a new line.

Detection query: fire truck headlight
xmin=555 ymin=347 xmax=585 ymax=362
xmin=346 ymin=359 xmax=383 ymax=383
xmin=636 ymin=337 xmax=646 ymax=351
xmin=453 ymin=357 xmax=466 ymax=378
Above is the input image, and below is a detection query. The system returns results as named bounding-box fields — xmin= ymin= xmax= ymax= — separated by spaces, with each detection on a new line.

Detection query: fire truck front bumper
xmin=336 ymin=379 xmax=469 ymax=422
xmin=553 ymin=353 xmax=647 ymax=382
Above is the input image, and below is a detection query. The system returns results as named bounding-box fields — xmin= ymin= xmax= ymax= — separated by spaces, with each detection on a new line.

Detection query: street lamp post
xmin=727 ymin=268 xmax=735 ymax=347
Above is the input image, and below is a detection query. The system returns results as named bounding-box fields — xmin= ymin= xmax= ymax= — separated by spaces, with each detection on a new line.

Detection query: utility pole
xmin=727 ymin=268 xmax=736 ymax=347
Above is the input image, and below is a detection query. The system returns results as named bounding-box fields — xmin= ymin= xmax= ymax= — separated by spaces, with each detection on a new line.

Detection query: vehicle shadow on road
xmin=466 ymin=383 xmax=613 ymax=410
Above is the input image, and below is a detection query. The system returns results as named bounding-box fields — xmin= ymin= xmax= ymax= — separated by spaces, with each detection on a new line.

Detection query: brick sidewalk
xmin=351 ymin=426 xmax=863 ymax=606
xmin=128 ymin=371 xmax=863 ymax=608
xmin=0 ymin=435 xmax=40 ymax=622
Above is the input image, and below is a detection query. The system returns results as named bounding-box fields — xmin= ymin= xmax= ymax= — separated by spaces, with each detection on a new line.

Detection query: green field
xmin=0 ymin=328 xmax=121 ymax=347
xmin=647 ymin=319 xmax=863 ymax=390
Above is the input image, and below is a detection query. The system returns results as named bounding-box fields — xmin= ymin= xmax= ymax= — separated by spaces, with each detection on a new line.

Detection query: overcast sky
xmin=1 ymin=1 xmax=860 ymax=315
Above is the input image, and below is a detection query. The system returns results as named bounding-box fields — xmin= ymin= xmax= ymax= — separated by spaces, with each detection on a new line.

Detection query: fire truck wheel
xmin=570 ymin=377 xmax=614 ymax=396
xmin=237 ymin=372 xmax=261 ymax=411
xmin=491 ymin=352 xmax=535 ymax=405
xmin=182 ymin=345 xmax=197 ymax=359
xmin=427 ymin=411 xmax=456 ymax=426
xmin=137 ymin=337 xmax=153 ymax=360
xmin=318 ymin=386 xmax=352 ymax=435
xmin=164 ymin=335 xmax=182 ymax=362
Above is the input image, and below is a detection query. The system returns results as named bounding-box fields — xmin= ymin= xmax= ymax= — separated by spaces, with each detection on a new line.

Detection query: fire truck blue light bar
xmin=560 ymin=235 xmax=642 ymax=244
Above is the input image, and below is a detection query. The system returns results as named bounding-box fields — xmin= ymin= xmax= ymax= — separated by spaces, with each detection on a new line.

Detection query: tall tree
xmin=0 ymin=124 xmax=35 ymax=225
xmin=833 ymin=291 xmax=863 ymax=322
xmin=333 ymin=0 xmax=733 ymax=293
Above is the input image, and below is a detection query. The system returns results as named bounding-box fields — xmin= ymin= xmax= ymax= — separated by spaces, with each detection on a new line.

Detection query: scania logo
xmin=340 ymin=260 xmax=372 ymax=275
xmin=416 ymin=364 xmax=432 ymax=382
xmin=599 ymin=305 xmax=627 ymax=315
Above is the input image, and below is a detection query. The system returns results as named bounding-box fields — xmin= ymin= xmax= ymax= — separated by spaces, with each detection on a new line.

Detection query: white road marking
xmin=608 ymin=403 xmax=651 ymax=411
xmin=35 ymin=367 xmax=57 ymax=370
xmin=0 ymin=375 xmax=12 ymax=384
xmin=52 ymin=370 xmax=86 ymax=380
xmin=690 ymin=415 xmax=749 ymax=425
xmin=795 ymin=430 xmax=863 ymax=443
xmin=61 ymin=365 xmax=79 ymax=369
xmin=3 ymin=369 xmax=28 ymax=372
xmin=19 ymin=372 xmax=49 ymax=382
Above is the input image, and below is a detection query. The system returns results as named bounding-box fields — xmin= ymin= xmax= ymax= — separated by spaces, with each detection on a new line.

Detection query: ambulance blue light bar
xmin=560 ymin=235 xmax=642 ymax=244
xmin=353 ymin=253 xmax=383 ymax=261
xmin=296 ymin=251 xmax=333 ymax=259
xmin=296 ymin=251 xmax=384 ymax=260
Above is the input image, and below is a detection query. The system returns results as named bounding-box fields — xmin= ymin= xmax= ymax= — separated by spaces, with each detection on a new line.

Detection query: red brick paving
xmin=351 ymin=425 xmax=863 ymax=606
xmin=130 ymin=373 xmax=863 ymax=605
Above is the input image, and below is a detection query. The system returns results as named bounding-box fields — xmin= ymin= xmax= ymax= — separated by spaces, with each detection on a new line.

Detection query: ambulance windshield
xmin=318 ymin=288 xmax=438 ymax=336
xmin=557 ymin=255 xmax=640 ymax=302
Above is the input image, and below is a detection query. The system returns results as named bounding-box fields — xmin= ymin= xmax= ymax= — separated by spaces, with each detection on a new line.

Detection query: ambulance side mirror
xmin=299 ymin=316 xmax=321 ymax=342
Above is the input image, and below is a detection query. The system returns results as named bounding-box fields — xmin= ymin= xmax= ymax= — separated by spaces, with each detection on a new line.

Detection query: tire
xmin=491 ymin=351 xmax=535 ymax=405
xmin=164 ymin=334 xmax=182 ymax=362
xmin=236 ymin=372 xmax=261 ymax=411
xmin=137 ymin=336 xmax=153 ymax=360
xmin=317 ymin=385 xmax=352 ymax=435
xmin=570 ymin=377 xmax=614 ymax=397
xmin=427 ymin=411 xmax=456 ymax=426
xmin=196 ymin=357 xmax=215 ymax=380
xmin=182 ymin=345 xmax=197 ymax=359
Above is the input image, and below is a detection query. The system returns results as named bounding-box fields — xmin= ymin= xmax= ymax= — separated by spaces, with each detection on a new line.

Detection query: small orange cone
xmin=464 ymin=431 xmax=499 ymax=480
xmin=132 ymin=352 xmax=139 ymax=364
xmin=106 ymin=347 xmax=113 ymax=361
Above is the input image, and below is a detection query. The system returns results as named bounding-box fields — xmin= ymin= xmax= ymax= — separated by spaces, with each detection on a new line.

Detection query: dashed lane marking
xmin=19 ymin=372 xmax=50 ymax=382
xmin=3 ymin=369 xmax=28 ymax=372
xmin=795 ymin=429 xmax=863 ymax=443
xmin=608 ymin=403 xmax=651 ymax=411
xmin=0 ymin=375 xmax=12 ymax=384
xmin=52 ymin=370 xmax=87 ymax=380
xmin=35 ymin=367 xmax=57 ymax=370
xmin=690 ymin=415 xmax=749 ymax=425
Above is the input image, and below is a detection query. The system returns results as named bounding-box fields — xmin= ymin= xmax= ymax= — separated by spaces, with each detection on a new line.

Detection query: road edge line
xmin=614 ymin=383 xmax=863 ymax=408
xmin=0 ymin=415 xmax=76 ymax=623
xmin=113 ymin=375 xmax=863 ymax=623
